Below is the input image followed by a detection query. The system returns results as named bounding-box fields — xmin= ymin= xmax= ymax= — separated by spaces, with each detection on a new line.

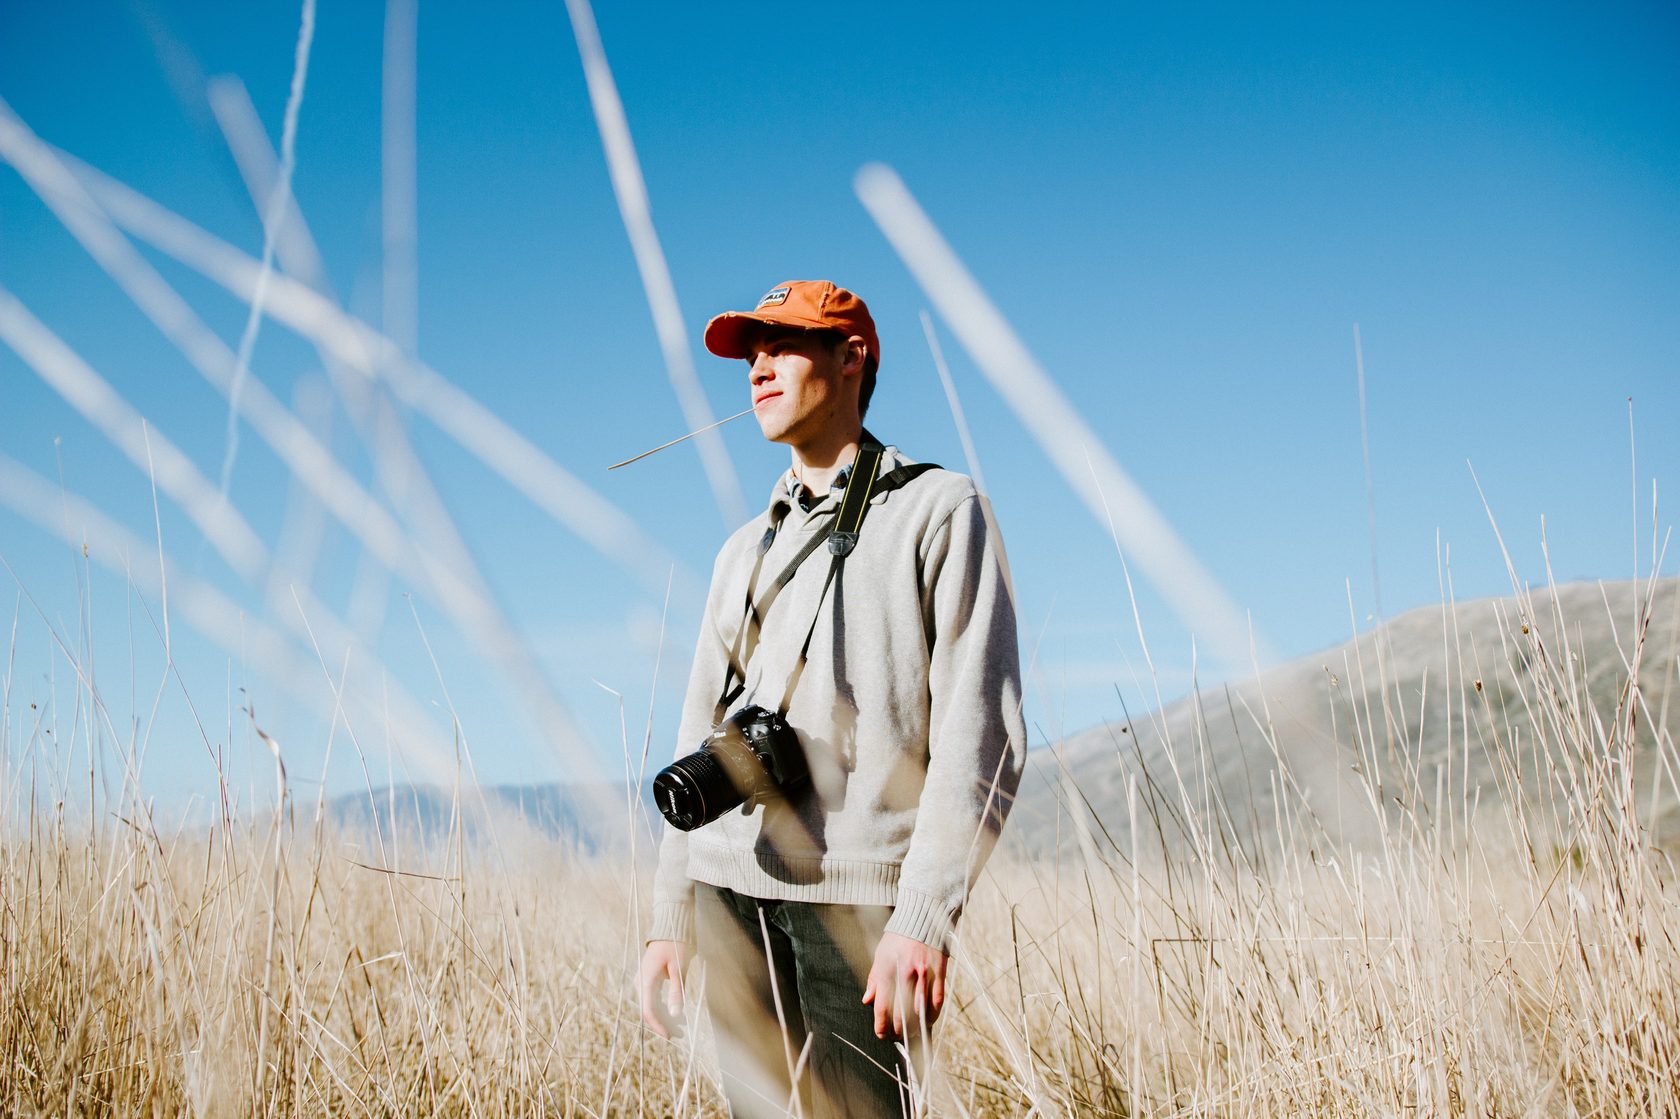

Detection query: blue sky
xmin=2 ymin=0 xmax=1676 ymax=813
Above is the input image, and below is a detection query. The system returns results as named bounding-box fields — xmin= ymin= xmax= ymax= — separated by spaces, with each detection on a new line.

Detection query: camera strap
xmin=714 ymin=439 xmax=938 ymax=722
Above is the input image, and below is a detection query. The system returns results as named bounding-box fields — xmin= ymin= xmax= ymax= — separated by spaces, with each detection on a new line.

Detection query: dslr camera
xmin=653 ymin=705 xmax=807 ymax=832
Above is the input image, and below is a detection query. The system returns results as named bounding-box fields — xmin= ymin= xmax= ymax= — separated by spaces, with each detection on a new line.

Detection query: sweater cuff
xmin=885 ymin=888 xmax=959 ymax=952
xmin=649 ymin=901 xmax=695 ymax=947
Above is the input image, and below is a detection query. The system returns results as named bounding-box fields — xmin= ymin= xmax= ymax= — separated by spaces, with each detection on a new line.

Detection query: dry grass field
xmin=3 ymin=5 xmax=1674 ymax=1115
xmin=4 ymin=572 xmax=1677 ymax=1117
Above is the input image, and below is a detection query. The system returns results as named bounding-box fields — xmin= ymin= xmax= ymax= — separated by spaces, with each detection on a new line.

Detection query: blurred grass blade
xmin=0 ymin=101 xmax=599 ymax=773
xmin=58 ymin=147 xmax=695 ymax=602
xmin=856 ymin=162 xmax=1266 ymax=674
xmin=218 ymin=0 xmax=317 ymax=502
xmin=563 ymin=0 xmax=746 ymax=528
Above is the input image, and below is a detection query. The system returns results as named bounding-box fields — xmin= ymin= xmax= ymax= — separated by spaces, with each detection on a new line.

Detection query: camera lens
xmin=653 ymin=748 xmax=743 ymax=832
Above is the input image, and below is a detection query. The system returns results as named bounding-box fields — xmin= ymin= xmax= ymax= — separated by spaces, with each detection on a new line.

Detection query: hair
xmin=859 ymin=352 xmax=879 ymax=419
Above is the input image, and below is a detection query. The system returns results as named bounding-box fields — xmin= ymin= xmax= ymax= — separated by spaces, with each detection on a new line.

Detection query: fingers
xmin=864 ymin=959 xmax=893 ymax=1039
xmin=639 ymin=943 xmax=687 ymax=1040
xmin=912 ymin=970 xmax=928 ymax=1033
xmin=867 ymin=933 xmax=953 ymax=1039
xmin=638 ymin=959 xmax=670 ymax=1039
xmin=882 ymin=961 xmax=919 ymax=1039
xmin=665 ymin=957 xmax=684 ymax=1019
xmin=639 ymin=974 xmax=669 ymax=1039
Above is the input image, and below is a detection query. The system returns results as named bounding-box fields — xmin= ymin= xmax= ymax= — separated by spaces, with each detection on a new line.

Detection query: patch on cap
xmin=756 ymin=287 xmax=790 ymax=308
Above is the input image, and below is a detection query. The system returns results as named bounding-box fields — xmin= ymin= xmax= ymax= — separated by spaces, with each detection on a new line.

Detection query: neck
xmin=790 ymin=424 xmax=864 ymax=495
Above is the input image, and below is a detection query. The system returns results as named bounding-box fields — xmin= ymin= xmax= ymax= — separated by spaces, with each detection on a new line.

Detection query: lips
xmin=753 ymin=391 xmax=782 ymax=408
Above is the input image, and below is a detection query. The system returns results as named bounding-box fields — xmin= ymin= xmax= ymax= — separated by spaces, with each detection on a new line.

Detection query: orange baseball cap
xmin=704 ymin=280 xmax=880 ymax=368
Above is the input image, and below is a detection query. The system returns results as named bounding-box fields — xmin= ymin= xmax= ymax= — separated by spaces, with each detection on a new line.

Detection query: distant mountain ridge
xmin=324 ymin=780 xmax=659 ymax=855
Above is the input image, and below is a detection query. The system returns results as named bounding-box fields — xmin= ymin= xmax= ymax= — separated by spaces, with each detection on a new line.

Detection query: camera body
xmin=653 ymin=705 xmax=808 ymax=832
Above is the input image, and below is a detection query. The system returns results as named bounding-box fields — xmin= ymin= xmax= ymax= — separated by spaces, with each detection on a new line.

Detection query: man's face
xmin=744 ymin=327 xmax=859 ymax=448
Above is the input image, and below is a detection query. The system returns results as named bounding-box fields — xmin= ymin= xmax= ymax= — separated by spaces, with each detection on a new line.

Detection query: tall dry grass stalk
xmin=4 ymin=571 xmax=1675 ymax=1116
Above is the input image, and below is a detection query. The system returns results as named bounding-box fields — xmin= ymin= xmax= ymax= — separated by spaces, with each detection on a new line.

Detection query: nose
xmin=749 ymin=351 xmax=773 ymax=384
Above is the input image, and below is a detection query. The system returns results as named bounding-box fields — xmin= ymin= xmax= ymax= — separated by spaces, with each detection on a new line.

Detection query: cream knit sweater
xmin=649 ymin=443 xmax=1025 ymax=951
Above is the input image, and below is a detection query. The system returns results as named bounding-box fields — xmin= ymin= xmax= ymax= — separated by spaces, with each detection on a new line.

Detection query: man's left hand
xmin=862 ymin=931 xmax=949 ymax=1039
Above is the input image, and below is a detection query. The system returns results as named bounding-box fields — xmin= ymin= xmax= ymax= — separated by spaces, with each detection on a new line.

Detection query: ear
xmin=840 ymin=335 xmax=868 ymax=377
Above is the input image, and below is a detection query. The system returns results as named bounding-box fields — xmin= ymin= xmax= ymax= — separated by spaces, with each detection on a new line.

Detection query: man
xmin=639 ymin=280 xmax=1024 ymax=1118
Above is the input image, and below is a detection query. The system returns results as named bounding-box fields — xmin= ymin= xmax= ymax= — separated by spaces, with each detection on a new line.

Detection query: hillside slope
xmin=1008 ymin=576 xmax=1680 ymax=861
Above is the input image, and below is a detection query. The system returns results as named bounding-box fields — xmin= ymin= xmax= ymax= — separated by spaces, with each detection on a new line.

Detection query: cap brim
xmin=703 ymin=309 xmax=839 ymax=359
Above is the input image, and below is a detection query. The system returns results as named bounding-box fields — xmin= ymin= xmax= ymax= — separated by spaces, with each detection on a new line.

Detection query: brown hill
xmin=1009 ymin=576 xmax=1680 ymax=862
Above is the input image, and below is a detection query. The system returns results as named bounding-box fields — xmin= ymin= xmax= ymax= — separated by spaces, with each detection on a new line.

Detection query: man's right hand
xmin=638 ymin=939 xmax=693 ymax=1039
